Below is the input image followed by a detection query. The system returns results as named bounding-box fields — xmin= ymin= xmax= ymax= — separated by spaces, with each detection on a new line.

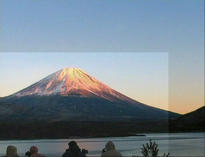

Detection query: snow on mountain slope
xmin=13 ymin=67 xmax=136 ymax=103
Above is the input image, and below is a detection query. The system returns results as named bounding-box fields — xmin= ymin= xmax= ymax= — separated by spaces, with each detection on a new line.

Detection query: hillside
xmin=170 ymin=106 xmax=205 ymax=132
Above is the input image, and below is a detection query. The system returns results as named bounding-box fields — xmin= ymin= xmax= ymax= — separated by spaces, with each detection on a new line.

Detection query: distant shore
xmin=0 ymin=120 xmax=204 ymax=140
xmin=0 ymin=131 xmax=204 ymax=141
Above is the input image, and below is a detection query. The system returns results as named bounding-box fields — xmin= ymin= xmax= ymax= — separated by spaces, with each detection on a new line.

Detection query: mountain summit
xmin=13 ymin=67 xmax=134 ymax=103
xmin=0 ymin=67 xmax=179 ymax=121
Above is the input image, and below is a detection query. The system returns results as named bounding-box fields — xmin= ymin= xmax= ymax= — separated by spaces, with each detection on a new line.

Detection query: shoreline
xmin=0 ymin=131 xmax=204 ymax=141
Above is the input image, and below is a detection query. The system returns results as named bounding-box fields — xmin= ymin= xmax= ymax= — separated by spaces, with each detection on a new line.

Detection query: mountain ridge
xmin=0 ymin=67 xmax=179 ymax=122
xmin=169 ymin=106 xmax=204 ymax=131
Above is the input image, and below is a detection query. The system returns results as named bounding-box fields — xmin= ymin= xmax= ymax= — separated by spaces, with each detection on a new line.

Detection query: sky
xmin=0 ymin=0 xmax=204 ymax=114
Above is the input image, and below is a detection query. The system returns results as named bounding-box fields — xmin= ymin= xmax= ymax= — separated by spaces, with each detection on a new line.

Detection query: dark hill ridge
xmin=170 ymin=106 xmax=205 ymax=131
xmin=177 ymin=106 xmax=204 ymax=122
xmin=0 ymin=67 xmax=179 ymax=122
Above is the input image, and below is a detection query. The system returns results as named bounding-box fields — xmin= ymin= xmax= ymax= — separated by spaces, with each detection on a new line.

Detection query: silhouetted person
xmin=62 ymin=141 xmax=88 ymax=157
xmin=5 ymin=145 xmax=19 ymax=157
xmin=29 ymin=146 xmax=44 ymax=157
xmin=101 ymin=141 xmax=122 ymax=157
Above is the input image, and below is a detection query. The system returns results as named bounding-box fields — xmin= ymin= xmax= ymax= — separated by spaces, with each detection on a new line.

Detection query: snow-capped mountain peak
xmin=13 ymin=67 xmax=135 ymax=102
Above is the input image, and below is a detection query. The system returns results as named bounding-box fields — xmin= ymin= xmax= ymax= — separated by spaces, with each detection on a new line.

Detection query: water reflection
xmin=0 ymin=132 xmax=204 ymax=157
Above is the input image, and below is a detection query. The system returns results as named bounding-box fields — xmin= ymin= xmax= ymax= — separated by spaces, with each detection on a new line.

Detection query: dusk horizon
xmin=2 ymin=66 xmax=174 ymax=114
xmin=1 ymin=65 xmax=201 ymax=115
xmin=0 ymin=52 xmax=203 ymax=114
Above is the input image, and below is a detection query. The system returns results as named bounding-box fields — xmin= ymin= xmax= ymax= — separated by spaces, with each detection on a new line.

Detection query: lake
xmin=0 ymin=132 xmax=204 ymax=157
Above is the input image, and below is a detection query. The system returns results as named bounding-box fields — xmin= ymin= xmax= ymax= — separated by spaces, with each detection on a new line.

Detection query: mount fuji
xmin=0 ymin=67 xmax=179 ymax=121
xmin=11 ymin=67 xmax=140 ymax=103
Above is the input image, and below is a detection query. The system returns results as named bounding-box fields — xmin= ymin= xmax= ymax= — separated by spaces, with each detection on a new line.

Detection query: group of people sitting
xmin=4 ymin=140 xmax=122 ymax=157
xmin=4 ymin=145 xmax=44 ymax=157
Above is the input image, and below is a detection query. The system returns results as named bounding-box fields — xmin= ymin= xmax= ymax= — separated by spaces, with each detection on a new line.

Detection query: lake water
xmin=0 ymin=132 xmax=204 ymax=157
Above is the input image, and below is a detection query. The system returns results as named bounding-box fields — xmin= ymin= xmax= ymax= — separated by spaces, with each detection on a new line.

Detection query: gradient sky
xmin=0 ymin=0 xmax=204 ymax=114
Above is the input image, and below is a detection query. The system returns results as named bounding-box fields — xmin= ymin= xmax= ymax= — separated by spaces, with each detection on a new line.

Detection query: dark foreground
xmin=0 ymin=120 xmax=169 ymax=140
xmin=0 ymin=118 xmax=204 ymax=140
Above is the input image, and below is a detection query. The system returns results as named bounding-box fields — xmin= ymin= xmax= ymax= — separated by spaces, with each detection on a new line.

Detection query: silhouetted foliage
xmin=140 ymin=140 xmax=170 ymax=157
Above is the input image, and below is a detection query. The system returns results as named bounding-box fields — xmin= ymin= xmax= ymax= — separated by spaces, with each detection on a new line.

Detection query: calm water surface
xmin=0 ymin=132 xmax=204 ymax=157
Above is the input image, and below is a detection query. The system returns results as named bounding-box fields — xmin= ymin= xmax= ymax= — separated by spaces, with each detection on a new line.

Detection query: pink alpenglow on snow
xmin=13 ymin=67 xmax=137 ymax=103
